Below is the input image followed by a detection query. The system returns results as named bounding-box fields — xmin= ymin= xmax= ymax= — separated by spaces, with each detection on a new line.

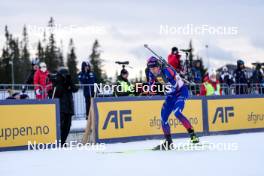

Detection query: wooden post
xmin=82 ymin=98 xmax=95 ymax=144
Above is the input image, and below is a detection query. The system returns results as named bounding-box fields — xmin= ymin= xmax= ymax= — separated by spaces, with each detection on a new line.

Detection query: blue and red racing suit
xmin=148 ymin=66 xmax=193 ymax=135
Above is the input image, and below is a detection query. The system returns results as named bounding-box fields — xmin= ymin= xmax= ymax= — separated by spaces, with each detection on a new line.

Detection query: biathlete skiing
xmin=146 ymin=55 xmax=199 ymax=150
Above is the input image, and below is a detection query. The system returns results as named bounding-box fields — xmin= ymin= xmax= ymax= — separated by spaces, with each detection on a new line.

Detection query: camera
xmin=49 ymin=67 xmax=71 ymax=86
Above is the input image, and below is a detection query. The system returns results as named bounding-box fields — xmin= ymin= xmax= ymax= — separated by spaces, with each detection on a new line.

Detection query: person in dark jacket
xmin=251 ymin=63 xmax=263 ymax=84
xmin=251 ymin=63 xmax=264 ymax=94
xmin=53 ymin=67 xmax=78 ymax=146
xmin=190 ymin=60 xmax=203 ymax=95
xmin=78 ymin=61 xmax=96 ymax=119
xmin=25 ymin=59 xmax=39 ymax=84
xmin=191 ymin=60 xmax=203 ymax=84
xmin=233 ymin=60 xmax=248 ymax=94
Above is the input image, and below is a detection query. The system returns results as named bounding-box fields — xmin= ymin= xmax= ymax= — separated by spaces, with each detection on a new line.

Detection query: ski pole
xmin=144 ymin=44 xmax=163 ymax=60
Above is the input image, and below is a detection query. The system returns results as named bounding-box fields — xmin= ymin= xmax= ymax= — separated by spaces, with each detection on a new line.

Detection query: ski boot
xmin=188 ymin=128 xmax=199 ymax=144
xmin=153 ymin=134 xmax=174 ymax=151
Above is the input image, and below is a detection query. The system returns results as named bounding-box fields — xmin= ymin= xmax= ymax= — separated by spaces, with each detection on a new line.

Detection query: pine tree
xmin=0 ymin=26 xmax=11 ymax=83
xmin=67 ymin=38 xmax=78 ymax=83
xmin=0 ymin=56 xmax=3 ymax=83
xmin=4 ymin=25 xmax=10 ymax=46
xmin=189 ymin=40 xmax=194 ymax=66
xmin=1 ymin=26 xmax=12 ymax=83
xmin=0 ymin=19 xmax=72 ymax=83
xmin=0 ymin=48 xmax=11 ymax=83
xmin=57 ymin=48 xmax=64 ymax=67
xmin=45 ymin=17 xmax=59 ymax=72
xmin=0 ymin=26 xmax=19 ymax=84
xmin=89 ymin=39 xmax=104 ymax=83
xmin=36 ymin=30 xmax=47 ymax=62
xmin=1 ymin=26 xmax=30 ymax=84
xmin=20 ymin=25 xmax=31 ymax=83
xmin=37 ymin=41 xmax=45 ymax=62
xmin=9 ymin=37 xmax=21 ymax=83
xmin=57 ymin=40 xmax=64 ymax=67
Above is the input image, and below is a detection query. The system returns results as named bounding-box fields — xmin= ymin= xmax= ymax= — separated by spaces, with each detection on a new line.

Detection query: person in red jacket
xmin=34 ymin=62 xmax=52 ymax=99
xmin=167 ymin=47 xmax=181 ymax=72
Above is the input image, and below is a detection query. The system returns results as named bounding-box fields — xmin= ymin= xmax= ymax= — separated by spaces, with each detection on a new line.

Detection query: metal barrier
xmin=249 ymin=83 xmax=264 ymax=95
xmin=229 ymin=83 xmax=249 ymax=95
xmin=187 ymin=83 xmax=229 ymax=96
xmin=72 ymin=84 xmax=114 ymax=119
xmin=1 ymin=83 xmax=264 ymax=120
xmin=0 ymin=84 xmax=44 ymax=100
xmin=220 ymin=83 xmax=230 ymax=95
xmin=187 ymin=83 xmax=201 ymax=96
xmin=73 ymin=84 xmax=93 ymax=119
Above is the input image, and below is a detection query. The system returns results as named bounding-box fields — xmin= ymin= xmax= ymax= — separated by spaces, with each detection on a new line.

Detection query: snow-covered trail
xmin=0 ymin=132 xmax=263 ymax=176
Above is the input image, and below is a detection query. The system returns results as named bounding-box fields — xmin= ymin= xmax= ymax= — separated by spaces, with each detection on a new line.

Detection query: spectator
xmin=191 ymin=60 xmax=203 ymax=84
xmin=168 ymin=47 xmax=181 ymax=72
xmin=200 ymin=69 xmax=222 ymax=96
xmin=6 ymin=89 xmax=29 ymax=100
xmin=34 ymin=62 xmax=52 ymax=99
xmin=251 ymin=63 xmax=263 ymax=84
xmin=53 ymin=67 xmax=78 ymax=146
xmin=220 ymin=66 xmax=234 ymax=86
xmin=115 ymin=68 xmax=134 ymax=96
xmin=233 ymin=60 xmax=248 ymax=94
xmin=251 ymin=63 xmax=264 ymax=94
xmin=78 ymin=61 xmax=96 ymax=119
xmin=191 ymin=60 xmax=203 ymax=95
xmin=25 ymin=58 xmax=39 ymax=85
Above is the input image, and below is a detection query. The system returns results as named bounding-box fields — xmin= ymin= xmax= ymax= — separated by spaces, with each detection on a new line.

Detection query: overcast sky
xmin=1 ymin=0 xmax=264 ymax=79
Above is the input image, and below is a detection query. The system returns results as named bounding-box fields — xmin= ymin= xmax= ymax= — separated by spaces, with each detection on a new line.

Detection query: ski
xmin=97 ymin=143 xmax=210 ymax=154
xmin=96 ymin=148 xmax=152 ymax=154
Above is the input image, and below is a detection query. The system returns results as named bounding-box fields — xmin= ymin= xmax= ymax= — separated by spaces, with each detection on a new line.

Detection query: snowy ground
xmin=71 ymin=120 xmax=86 ymax=131
xmin=0 ymin=132 xmax=263 ymax=176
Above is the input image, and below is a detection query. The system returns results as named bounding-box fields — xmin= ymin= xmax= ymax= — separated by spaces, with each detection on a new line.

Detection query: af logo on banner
xmin=208 ymin=98 xmax=264 ymax=132
xmin=212 ymin=106 xmax=234 ymax=124
xmin=103 ymin=110 xmax=132 ymax=129
xmin=96 ymin=99 xmax=203 ymax=140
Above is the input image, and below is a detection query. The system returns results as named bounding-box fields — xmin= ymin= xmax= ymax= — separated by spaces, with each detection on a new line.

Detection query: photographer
xmin=51 ymin=67 xmax=78 ymax=146
xmin=167 ymin=47 xmax=182 ymax=72
xmin=115 ymin=68 xmax=134 ymax=96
